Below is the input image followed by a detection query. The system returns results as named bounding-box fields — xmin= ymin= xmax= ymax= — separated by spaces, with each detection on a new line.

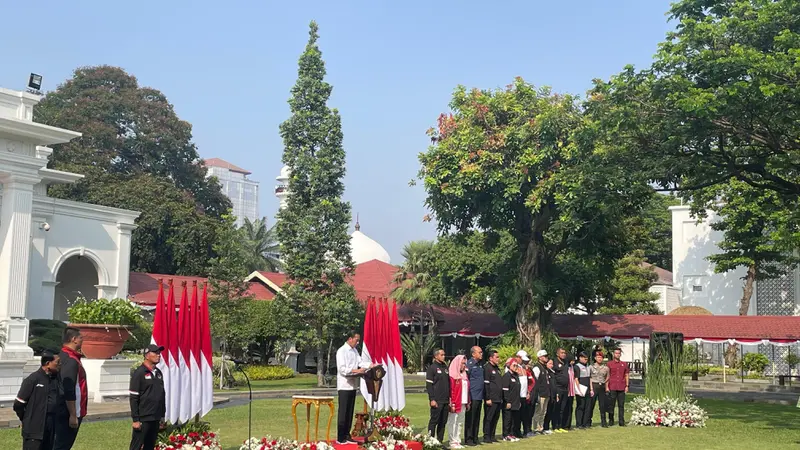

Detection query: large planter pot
xmin=70 ymin=324 xmax=131 ymax=359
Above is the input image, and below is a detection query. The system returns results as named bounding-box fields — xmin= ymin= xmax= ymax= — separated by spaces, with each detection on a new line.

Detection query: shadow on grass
xmin=696 ymin=398 xmax=798 ymax=431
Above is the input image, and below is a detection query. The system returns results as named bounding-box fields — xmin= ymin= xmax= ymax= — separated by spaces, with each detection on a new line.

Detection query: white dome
xmin=351 ymin=229 xmax=391 ymax=265
xmin=277 ymin=165 xmax=291 ymax=181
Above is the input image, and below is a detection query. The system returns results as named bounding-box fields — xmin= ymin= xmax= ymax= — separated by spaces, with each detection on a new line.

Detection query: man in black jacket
xmin=531 ymin=350 xmax=550 ymax=434
xmin=129 ymin=345 xmax=166 ymax=450
xmin=14 ymin=350 xmax=63 ymax=450
xmin=551 ymin=348 xmax=570 ymax=432
xmin=482 ymin=350 xmax=502 ymax=443
xmin=426 ymin=349 xmax=450 ymax=442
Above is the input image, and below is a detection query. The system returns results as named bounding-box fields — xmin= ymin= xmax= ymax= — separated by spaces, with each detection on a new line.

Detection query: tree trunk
xmin=739 ymin=264 xmax=756 ymax=316
xmin=517 ymin=225 xmax=546 ymax=348
xmin=317 ymin=344 xmax=326 ymax=387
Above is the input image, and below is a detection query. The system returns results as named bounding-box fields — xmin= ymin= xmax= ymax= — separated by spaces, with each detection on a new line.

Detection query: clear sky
xmin=0 ymin=1 xmax=675 ymax=263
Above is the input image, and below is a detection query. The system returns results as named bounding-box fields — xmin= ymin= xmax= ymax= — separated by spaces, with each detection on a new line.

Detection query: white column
xmin=0 ymin=175 xmax=38 ymax=360
xmin=116 ymin=223 xmax=136 ymax=300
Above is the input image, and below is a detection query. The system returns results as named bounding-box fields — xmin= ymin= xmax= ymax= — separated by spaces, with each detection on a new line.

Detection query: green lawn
xmin=218 ymin=374 xmax=426 ymax=392
xmin=0 ymin=394 xmax=794 ymax=449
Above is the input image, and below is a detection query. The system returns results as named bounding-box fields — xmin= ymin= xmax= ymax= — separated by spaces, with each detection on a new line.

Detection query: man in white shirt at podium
xmin=336 ymin=330 xmax=371 ymax=444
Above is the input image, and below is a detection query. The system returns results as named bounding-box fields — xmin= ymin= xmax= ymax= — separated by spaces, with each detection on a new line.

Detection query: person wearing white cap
xmin=514 ymin=351 xmax=532 ymax=437
xmin=530 ymin=350 xmax=551 ymax=435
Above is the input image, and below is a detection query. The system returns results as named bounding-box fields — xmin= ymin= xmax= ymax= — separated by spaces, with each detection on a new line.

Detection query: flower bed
xmin=157 ymin=430 xmax=221 ymax=450
xmin=629 ymin=396 xmax=707 ymax=428
xmin=374 ymin=413 xmax=414 ymax=440
xmin=240 ymin=437 xmax=333 ymax=450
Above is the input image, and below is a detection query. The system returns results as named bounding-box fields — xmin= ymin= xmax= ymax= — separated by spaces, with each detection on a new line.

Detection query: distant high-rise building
xmin=205 ymin=158 xmax=259 ymax=227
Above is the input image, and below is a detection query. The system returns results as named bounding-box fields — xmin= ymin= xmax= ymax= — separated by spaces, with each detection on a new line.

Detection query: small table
xmin=291 ymin=395 xmax=335 ymax=442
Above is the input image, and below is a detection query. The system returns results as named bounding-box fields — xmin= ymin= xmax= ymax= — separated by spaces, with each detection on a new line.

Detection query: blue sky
xmin=1 ymin=1 xmax=674 ymax=263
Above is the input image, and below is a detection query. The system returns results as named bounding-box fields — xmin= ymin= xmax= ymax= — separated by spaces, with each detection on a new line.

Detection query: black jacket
xmin=501 ymin=371 xmax=521 ymax=410
xmin=129 ymin=364 xmax=166 ymax=423
xmin=425 ymin=360 xmax=450 ymax=403
xmin=14 ymin=369 xmax=63 ymax=440
xmin=553 ymin=358 xmax=570 ymax=390
xmin=483 ymin=362 xmax=502 ymax=403
xmin=532 ymin=363 xmax=550 ymax=398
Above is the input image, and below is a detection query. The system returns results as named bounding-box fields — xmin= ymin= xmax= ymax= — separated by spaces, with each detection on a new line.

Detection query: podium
xmin=351 ymin=365 xmax=386 ymax=441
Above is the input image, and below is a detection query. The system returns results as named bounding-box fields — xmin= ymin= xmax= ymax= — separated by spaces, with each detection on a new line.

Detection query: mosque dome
xmin=350 ymin=218 xmax=391 ymax=265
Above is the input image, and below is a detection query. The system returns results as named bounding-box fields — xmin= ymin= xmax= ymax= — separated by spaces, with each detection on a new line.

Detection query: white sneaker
xmin=543 ymin=430 xmax=553 ymax=435
xmin=451 ymin=444 xmax=464 ymax=449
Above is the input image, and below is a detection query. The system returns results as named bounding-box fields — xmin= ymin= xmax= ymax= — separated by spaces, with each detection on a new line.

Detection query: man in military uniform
xmin=129 ymin=344 xmax=166 ymax=450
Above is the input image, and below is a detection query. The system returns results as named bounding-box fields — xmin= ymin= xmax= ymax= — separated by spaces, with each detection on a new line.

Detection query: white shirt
xmin=336 ymin=342 xmax=368 ymax=390
xmin=519 ymin=372 xmax=528 ymax=398
xmin=461 ymin=379 xmax=469 ymax=404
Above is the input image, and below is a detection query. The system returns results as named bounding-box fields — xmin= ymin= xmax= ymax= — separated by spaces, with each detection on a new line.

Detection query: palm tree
xmin=391 ymin=240 xmax=435 ymax=303
xmin=240 ymin=217 xmax=282 ymax=272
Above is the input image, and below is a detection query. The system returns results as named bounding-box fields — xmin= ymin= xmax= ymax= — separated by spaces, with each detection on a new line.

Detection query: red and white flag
xmin=189 ymin=282 xmax=202 ymax=418
xmin=177 ymin=283 xmax=193 ymax=423
xmin=149 ymin=281 xmax=170 ymax=414
xmin=200 ymin=283 xmax=214 ymax=417
xmin=166 ymin=282 xmax=181 ymax=424
xmin=387 ymin=300 xmax=406 ymax=410
xmin=360 ymin=298 xmax=406 ymax=411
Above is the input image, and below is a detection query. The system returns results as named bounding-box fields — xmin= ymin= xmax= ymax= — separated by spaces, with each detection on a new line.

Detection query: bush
xmin=29 ymin=319 xmax=66 ymax=354
xmin=67 ymin=297 xmax=140 ymax=326
xmin=741 ymin=353 xmax=770 ymax=375
xmin=494 ymin=344 xmax=535 ymax=365
xmin=682 ymin=365 xmax=710 ymax=377
xmin=123 ymin=320 xmax=153 ymax=353
xmin=630 ymin=396 xmax=707 ymax=427
xmin=236 ymin=364 xmax=294 ymax=381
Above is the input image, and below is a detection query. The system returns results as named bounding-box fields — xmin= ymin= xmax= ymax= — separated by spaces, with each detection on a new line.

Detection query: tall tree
xmin=419 ymin=79 xmax=650 ymax=347
xmin=590 ymin=0 xmax=800 ymax=201
xmin=599 ymin=250 xmax=661 ymax=315
xmin=35 ymin=66 xmax=231 ymax=275
xmin=626 ymin=193 xmax=681 ymax=270
xmin=690 ymin=179 xmax=799 ymax=316
xmin=391 ymin=240 xmax=435 ymax=304
xmin=241 ymin=218 xmax=282 ymax=273
xmin=274 ymin=22 xmax=362 ymax=386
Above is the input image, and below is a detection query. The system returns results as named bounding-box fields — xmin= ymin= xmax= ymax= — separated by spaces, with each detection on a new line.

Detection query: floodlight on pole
xmin=27 ymin=73 xmax=43 ymax=95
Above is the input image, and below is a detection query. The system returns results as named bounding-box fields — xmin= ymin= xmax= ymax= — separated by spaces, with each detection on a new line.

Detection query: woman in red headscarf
xmin=446 ymin=354 xmax=470 ymax=449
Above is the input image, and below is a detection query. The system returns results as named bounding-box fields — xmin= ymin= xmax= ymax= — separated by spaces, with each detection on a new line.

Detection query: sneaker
xmin=524 ymin=432 xmax=536 ymax=438
xmin=451 ymin=444 xmax=464 ymax=449
xmin=556 ymin=428 xmax=568 ymax=433
xmin=543 ymin=430 xmax=553 ymax=435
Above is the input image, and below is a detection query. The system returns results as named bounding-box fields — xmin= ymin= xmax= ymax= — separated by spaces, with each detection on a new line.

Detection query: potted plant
xmin=67 ymin=297 xmax=140 ymax=359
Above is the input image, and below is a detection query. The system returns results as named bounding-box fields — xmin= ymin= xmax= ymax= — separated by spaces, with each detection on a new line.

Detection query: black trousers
xmin=23 ymin=414 xmax=55 ymax=450
xmin=591 ymin=383 xmax=608 ymax=425
xmin=482 ymin=402 xmax=500 ymax=442
xmin=547 ymin=389 xmax=567 ymax=429
xmin=561 ymin=395 xmax=574 ymax=429
xmin=518 ymin=399 xmax=532 ymax=436
xmin=575 ymin=394 xmax=592 ymax=428
xmin=464 ymin=399 xmax=482 ymax=443
xmin=501 ymin=408 xmax=520 ymax=438
xmin=129 ymin=420 xmax=160 ymax=450
xmin=53 ymin=415 xmax=82 ymax=450
xmin=607 ymin=390 xmax=626 ymax=425
xmin=427 ymin=403 xmax=448 ymax=442
xmin=337 ymin=390 xmax=357 ymax=442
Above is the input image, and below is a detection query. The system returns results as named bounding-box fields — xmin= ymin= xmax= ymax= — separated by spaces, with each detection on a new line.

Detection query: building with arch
xmin=0 ymin=86 xmax=139 ymax=399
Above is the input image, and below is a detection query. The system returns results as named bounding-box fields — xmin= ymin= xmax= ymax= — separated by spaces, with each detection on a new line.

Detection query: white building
xmin=0 ymin=86 xmax=140 ymax=401
xmin=670 ymin=204 xmax=800 ymax=316
xmin=205 ymin=157 xmax=259 ymax=228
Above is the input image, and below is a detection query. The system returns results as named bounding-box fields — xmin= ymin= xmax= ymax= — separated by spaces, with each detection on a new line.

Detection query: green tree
xmin=626 ymin=194 xmax=681 ymax=270
xmin=274 ymin=22 xmax=362 ymax=386
xmin=35 ymin=66 xmax=231 ymax=275
xmin=690 ymin=179 xmax=799 ymax=316
xmin=391 ymin=240 xmax=435 ymax=304
xmin=599 ymin=250 xmax=661 ymax=315
xmin=419 ymin=79 xmax=650 ymax=347
xmin=208 ymin=214 xmax=253 ymax=385
xmin=590 ymin=0 xmax=800 ymax=202
xmin=241 ymin=218 xmax=282 ymax=273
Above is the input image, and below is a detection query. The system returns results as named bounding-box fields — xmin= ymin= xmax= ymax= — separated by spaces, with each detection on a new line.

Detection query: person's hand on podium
xmin=353 ymin=368 xmax=366 ymax=375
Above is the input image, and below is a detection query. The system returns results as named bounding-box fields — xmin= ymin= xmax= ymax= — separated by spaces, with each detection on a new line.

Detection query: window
xmin=692 ymin=285 xmax=703 ymax=292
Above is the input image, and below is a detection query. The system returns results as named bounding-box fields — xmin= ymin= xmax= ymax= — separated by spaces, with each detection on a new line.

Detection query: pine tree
xmin=275 ymin=22 xmax=362 ymax=386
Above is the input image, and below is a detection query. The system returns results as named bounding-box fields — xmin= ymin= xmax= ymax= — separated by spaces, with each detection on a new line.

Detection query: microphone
xmin=224 ymin=355 xmax=246 ymax=365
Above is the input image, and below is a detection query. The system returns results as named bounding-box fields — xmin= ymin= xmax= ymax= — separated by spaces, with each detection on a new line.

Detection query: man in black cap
xmin=14 ymin=350 xmax=63 ymax=450
xmin=129 ymin=344 xmax=166 ymax=450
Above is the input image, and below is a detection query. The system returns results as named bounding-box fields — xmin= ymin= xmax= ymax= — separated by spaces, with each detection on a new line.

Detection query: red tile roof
xmin=551 ymin=314 xmax=800 ymax=342
xmin=128 ymin=272 xmax=276 ymax=306
xmin=350 ymin=259 xmax=401 ymax=301
xmin=203 ymin=157 xmax=252 ymax=175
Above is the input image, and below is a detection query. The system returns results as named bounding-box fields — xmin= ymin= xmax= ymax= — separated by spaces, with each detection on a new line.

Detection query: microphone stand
xmin=233 ymin=360 xmax=253 ymax=450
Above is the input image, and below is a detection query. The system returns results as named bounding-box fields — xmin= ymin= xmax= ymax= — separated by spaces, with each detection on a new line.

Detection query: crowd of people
xmin=13 ymin=326 xmax=167 ymax=450
xmin=426 ymin=346 xmax=631 ymax=447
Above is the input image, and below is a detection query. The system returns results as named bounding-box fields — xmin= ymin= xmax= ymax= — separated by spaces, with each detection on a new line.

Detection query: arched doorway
xmin=53 ymin=256 xmax=99 ymax=321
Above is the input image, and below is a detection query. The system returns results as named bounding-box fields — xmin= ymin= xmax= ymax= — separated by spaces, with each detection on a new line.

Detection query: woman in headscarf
xmin=501 ymin=358 xmax=521 ymax=442
xmin=446 ymin=354 xmax=470 ymax=449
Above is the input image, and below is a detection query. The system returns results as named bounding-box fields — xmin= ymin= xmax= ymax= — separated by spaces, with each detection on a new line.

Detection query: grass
xmin=0 ymin=394 xmax=794 ymax=449
xmin=217 ymin=374 xmax=426 ymax=392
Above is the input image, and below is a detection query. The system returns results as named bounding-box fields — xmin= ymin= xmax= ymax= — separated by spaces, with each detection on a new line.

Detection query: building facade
xmin=205 ymin=158 xmax=259 ymax=227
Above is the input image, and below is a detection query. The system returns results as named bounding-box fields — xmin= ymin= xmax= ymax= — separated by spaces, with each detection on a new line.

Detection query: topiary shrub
xmin=741 ymin=353 xmax=770 ymax=375
xmin=236 ymin=364 xmax=295 ymax=381
xmin=29 ymin=319 xmax=67 ymax=354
